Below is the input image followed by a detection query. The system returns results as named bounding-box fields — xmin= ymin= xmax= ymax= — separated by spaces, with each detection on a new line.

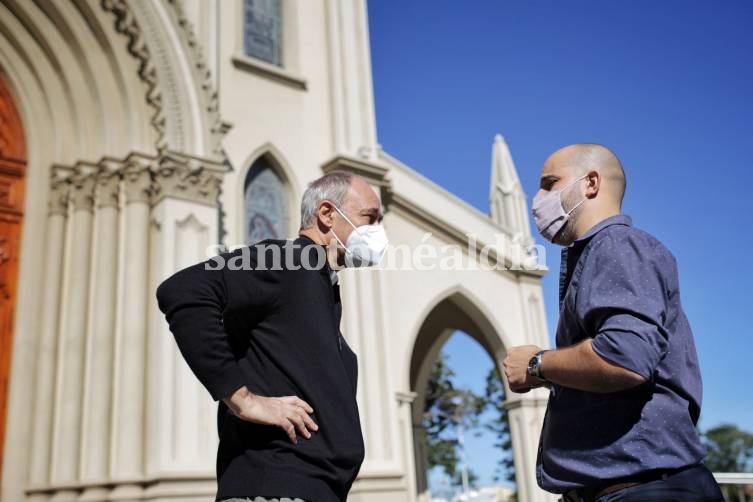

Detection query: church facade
xmin=0 ymin=1 xmax=552 ymax=501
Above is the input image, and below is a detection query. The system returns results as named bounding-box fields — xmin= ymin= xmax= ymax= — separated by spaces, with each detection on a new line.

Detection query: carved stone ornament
xmin=96 ymin=159 xmax=123 ymax=209
xmin=69 ymin=163 xmax=98 ymax=212
xmin=48 ymin=165 xmax=74 ymax=216
xmin=122 ymin=156 xmax=154 ymax=204
xmin=101 ymin=0 xmax=166 ymax=150
xmin=150 ymin=152 xmax=226 ymax=207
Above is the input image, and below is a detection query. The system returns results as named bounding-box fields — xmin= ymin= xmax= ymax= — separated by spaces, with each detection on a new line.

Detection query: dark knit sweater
xmin=156 ymin=236 xmax=364 ymax=502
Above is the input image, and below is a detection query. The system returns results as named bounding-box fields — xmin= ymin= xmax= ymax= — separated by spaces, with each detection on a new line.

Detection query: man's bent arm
xmin=541 ymin=339 xmax=647 ymax=393
xmin=156 ymin=258 xmax=245 ymax=401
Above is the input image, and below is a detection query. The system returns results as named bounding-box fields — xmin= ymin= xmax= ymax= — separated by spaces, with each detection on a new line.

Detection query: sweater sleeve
xmin=156 ymin=258 xmax=246 ymax=401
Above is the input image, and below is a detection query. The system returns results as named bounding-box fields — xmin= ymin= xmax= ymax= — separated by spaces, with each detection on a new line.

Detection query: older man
xmin=157 ymin=171 xmax=387 ymax=502
xmin=504 ymin=144 xmax=723 ymax=501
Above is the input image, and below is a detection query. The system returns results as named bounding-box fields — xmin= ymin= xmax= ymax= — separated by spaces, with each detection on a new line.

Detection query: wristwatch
xmin=527 ymin=350 xmax=548 ymax=381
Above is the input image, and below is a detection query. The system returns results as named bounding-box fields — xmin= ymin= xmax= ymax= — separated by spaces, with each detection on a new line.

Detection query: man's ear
xmin=316 ymin=200 xmax=335 ymax=229
xmin=585 ymin=170 xmax=600 ymax=198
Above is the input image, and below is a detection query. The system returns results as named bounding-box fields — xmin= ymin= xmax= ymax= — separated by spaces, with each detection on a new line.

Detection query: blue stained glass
xmin=243 ymin=0 xmax=282 ymax=66
xmin=244 ymin=158 xmax=288 ymax=245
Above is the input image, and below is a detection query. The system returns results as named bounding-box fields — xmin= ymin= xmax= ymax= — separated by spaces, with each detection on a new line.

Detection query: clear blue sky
xmin=368 ymin=0 xmax=753 ymax=489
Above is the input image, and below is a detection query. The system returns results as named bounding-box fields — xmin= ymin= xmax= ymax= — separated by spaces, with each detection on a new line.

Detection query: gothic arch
xmin=408 ymin=285 xmax=511 ymax=419
xmin=407 ymin=285 xmax=520 ymax=501
xmin=407 ymin=284 xmax=512 ymax=388
xmin=236 ymin=143 xmax=300 ymax=242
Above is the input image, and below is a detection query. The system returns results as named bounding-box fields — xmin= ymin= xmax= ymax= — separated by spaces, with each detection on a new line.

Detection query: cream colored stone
xmin=1 ymin=2 xmax=553 ymax=501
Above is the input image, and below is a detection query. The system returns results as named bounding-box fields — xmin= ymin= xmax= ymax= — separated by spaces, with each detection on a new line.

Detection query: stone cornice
xmin=395 ymin=391 xmax=418 ymax=404
xmin=503 ymin=394 xmax=549 ymax=411
xmin=321 ymin=155 xmax=390 ymax=188
xmin=49 ymin=152 xmax=229 ymax=211
xmin=321 ymin=155 xmax=393 ymax=213
xmin=150 ymin=151 xmax=228 ymax=207
xmin=389 ymin=193 xmax=547 ymax=279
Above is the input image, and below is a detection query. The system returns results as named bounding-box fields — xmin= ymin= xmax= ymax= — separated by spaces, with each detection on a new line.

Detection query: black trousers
xmin=564 ymin=464 xmax=725 ymax=502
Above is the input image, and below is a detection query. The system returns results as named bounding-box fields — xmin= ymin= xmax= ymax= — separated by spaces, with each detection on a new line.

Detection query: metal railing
xmin=715 ymin=473 xmax=753 ymax=484
xmin=713 ymin=473 xmax=753 ymax=502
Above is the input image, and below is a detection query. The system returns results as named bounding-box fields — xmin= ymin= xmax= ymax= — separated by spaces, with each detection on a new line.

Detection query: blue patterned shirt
xmin=537 ymin=215 xmax=706 ymax=492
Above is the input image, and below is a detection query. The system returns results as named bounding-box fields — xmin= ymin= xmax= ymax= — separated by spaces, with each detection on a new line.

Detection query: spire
xmin=489 ymin=134 xmax=532 ymax=241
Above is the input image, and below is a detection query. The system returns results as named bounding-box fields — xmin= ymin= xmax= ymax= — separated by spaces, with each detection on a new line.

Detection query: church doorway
xmin=0 ymin=71 xmax=27 ymax=478
xmin=409 ymin=289 xmax=512 ymax=502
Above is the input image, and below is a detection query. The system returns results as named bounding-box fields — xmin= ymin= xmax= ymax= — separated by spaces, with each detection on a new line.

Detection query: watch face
xmin=528 ymin=354 xmax=541 ymax=378
xmin=528 ymin=355 xmax=538 ymax=373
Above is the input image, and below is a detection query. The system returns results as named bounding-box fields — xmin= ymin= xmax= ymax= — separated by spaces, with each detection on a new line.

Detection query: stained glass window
xmin=244 ymin=157 xmax=288 ymax=245
xmin=243 ymin=0 xmax=282 ymax=66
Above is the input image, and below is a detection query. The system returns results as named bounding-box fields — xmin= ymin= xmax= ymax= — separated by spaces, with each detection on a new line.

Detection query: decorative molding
xmin=69 ymin=163 xmax=99 ymax=212
xmin=134 ymin=1 xmax=188 ymax=152
xmin=231 ymin=54 xmax=308 ymax=91
xmin=49 ymin=151 xmax=229 ymax=213
xmin=321 ymin=155 xmax=393 ymax=209
xmin=165 ymin=0 xmax=232 ymax=156
xmin=395 ymin=391 xmax=417 ymax=405
xmin=503 ymin=395 xmax=549 ymax=411
xmin=95 ymin=160 xmax=123 ymax=209
xmin=25 ymin=473 xmax=216 ymax=497
xmin=122 ymin=155 xmax=154 ymax=204
xmin=48 ymin=165 xmax=73 ymax=216
xmin=150 ymin=151 xmax=227 ymax=207
xmin=102 ymin=0 xmax=232 ymax=158
xmin=175 ymin=213 xmax=209 ymax=234
xmin=389 ymin=193 xmax=546 ymax=279
xmin=101 ymin=0 xmax=166 ymax=150
xmin=321 ymin=155 xmax=390 ymax=187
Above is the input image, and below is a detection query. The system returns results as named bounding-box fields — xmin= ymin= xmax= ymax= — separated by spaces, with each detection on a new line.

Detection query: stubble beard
xmin=552 ymin=189 xmax=584 ymax=246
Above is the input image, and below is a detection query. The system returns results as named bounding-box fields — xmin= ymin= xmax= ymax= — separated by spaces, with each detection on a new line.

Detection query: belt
xmin=561 ymin=464 xmax=697 ymax=502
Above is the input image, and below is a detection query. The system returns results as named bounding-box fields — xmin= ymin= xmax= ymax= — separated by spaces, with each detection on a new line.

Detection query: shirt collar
xmin=573 ymin=214 xmax=632 ymax=245
xmin=297 ymin=234 xmax=338 ymax=284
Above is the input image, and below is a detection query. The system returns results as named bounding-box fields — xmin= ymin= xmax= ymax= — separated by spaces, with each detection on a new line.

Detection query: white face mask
xmin=531 ymin=174 xmax=588 ymax=243
xmin=331 ymin=205 xmax=389 ymax=268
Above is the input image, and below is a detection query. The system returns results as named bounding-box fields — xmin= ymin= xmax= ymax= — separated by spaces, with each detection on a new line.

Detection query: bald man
xmin=503 ymin=144 xmax=723 ymax=501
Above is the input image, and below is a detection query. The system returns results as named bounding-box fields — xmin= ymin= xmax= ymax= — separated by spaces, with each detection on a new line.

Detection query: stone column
xmin=396 ymin=391 xmax=419 ymax=502
xmin=144 ymin=153 xmax=226 ymax=499
xmin=341 ymin=265 xmax=400 ymax=471
xmin=412 ymin=425 xmax=430 ymax=502
xmin=27 ymin=167 xmax=72 ymax=502
xmin=109 ymin=156 xmax=152 ymax=502
xmin=505 ymin=393 xmax=555 ymax=502
xmin=325 ymin=0 xmax=379 ymax=160
xmin=49 ymin=164 xmax=97 ymax=500
xmin=79 ymin=163 xmax=121 ymax=501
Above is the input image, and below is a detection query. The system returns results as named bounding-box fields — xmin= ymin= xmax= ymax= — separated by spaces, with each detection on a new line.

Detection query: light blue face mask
xmin=531 ymin=174 xmax=587 ymax=243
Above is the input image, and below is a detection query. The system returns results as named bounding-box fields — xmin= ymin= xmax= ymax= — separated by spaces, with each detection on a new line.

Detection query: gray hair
xmin=299 ymin=171 xmax=355 ymax=230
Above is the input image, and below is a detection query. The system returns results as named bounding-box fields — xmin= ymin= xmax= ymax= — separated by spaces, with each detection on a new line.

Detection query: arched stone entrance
xmin=0 ymin=70 xmax=27 ymax=483
xmin=409 ymin=289 xmax=507 ymax=501
xmin=408 ymin=288 xmax=553 ymax=502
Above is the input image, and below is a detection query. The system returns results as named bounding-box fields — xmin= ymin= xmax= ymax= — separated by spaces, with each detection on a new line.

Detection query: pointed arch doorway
xmin=0 ymin=71 xmax=27 ymax=478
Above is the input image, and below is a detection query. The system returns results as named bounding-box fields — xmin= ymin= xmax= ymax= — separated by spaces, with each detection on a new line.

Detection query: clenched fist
xmin=503 ymin=345 xmax=545 ymax=393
